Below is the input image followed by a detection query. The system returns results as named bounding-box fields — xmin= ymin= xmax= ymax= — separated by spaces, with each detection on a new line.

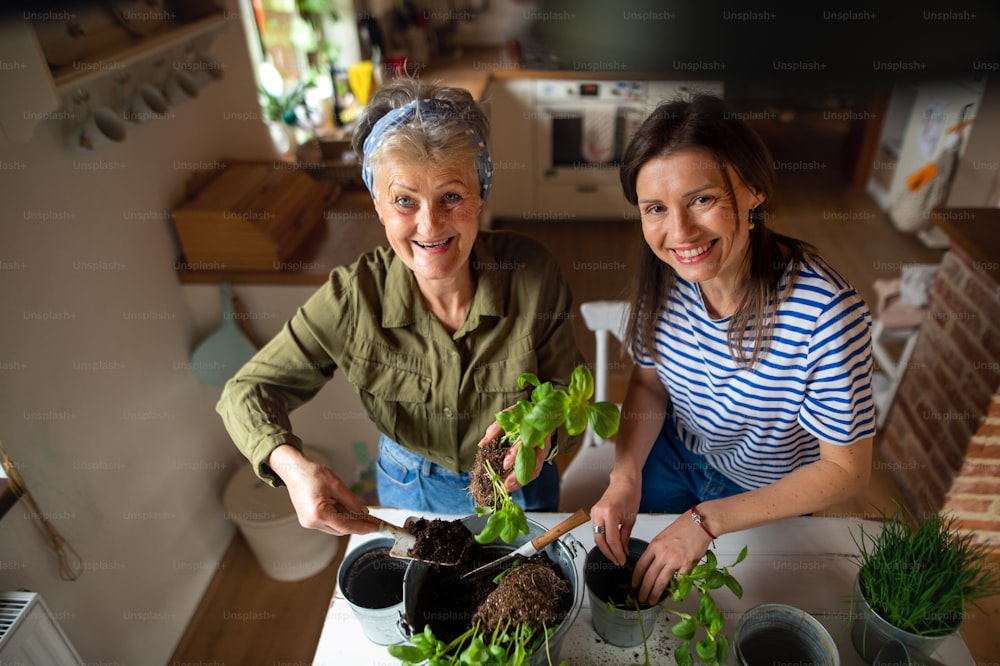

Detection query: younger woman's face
xmin=635 ymin=147 xmax=764 ymax=295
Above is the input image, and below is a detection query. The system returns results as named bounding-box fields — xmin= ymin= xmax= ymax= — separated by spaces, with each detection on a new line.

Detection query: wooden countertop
xmin=933 ymin=207 xmax=1000 ymax=284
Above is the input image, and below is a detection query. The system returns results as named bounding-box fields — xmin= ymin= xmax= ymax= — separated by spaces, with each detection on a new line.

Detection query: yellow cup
xmin=348 ymin=61 xmax=374 ymax=106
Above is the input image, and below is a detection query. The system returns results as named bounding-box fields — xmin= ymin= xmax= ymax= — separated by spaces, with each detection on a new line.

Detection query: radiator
xmin=0 ymin=591 xmax=81 ymax=665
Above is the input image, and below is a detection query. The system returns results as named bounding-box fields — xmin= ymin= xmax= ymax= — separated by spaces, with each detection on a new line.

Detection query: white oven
xmin=488 ymin=79 xmax=723 ymax=221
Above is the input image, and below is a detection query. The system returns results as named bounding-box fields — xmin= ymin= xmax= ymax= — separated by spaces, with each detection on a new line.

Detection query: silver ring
xmin=593 ymin=525 xmax=605 ymax=535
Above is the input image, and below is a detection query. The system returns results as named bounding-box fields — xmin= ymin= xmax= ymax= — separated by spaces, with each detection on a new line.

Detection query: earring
xmin=748 ymin=221 xmax=755 ymax=230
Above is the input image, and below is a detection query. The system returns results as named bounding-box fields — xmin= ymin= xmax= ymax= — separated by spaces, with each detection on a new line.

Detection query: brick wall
xmin=880 ymin=245 xmax=1000 ymax=544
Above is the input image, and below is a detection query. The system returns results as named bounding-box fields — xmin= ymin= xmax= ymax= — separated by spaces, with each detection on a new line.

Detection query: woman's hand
xmin=630 ymin=514 xmax=712 ymax=605
xmin=590 ymin=478 xmax=641 ymax=567
xmin=267 ymin=445 xmax=377 ymax=537
xmin=476 ymin=416 xmax=551 ymax=492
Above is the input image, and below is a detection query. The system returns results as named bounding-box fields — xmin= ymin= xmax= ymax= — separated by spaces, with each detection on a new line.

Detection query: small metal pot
xmin=851 ymin=575 xmax=957 ymax=662
xmin=734 ymin=603 xmax=839 ymax=666
xmin=584 ymin=538 xmax=662 ymax=648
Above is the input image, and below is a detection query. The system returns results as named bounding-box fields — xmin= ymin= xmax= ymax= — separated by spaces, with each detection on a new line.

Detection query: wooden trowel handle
xmin=529 ymin=508 xmax=590 ymax=551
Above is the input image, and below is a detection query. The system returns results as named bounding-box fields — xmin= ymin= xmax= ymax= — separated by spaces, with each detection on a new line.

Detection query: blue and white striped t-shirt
xmin=633 ymin=254 xmax=876 ymax=490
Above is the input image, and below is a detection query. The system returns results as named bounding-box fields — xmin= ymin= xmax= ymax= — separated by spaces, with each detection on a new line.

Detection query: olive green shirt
xmin=217 ymin=231 xmax=584 ymax=486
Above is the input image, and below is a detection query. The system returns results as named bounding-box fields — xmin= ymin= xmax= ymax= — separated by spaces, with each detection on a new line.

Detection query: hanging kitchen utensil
xmin=463 ymin=508 xmax=591 ymax=578
xmin=191 ymin=282 xmax=259 ymax=387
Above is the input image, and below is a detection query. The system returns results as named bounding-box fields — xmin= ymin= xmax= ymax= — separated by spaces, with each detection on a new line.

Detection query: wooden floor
xmin=169 ymin=113 xmax=999 ymax=663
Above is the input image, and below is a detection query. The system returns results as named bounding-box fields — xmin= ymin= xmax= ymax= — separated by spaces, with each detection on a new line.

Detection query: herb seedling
xmin=497 ymin=364 xmax=621 ymax=486
xmin=473 ymin=460 xmax=529 ymax=544
xmin=473 ymin=365 xmax=620 ymax=544
xmin=388 ymin=620 xmax=568 ymax=666
xmin=660 ymin=547 xmax=747 ymax=666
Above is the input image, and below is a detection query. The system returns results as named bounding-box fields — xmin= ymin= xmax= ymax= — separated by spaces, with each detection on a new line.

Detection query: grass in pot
xmin=850 ymin=502 xmax=1000 ymax=661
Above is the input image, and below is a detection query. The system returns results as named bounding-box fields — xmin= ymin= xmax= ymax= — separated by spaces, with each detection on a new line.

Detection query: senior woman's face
xmin=372 ymin=156 xmax=482 ymax=289
xmin=636 ymin=147 xmax=763 ymax=293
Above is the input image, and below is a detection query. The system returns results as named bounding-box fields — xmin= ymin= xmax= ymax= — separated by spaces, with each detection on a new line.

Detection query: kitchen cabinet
xmin=0 ymin=7 xmax=228 ymax=144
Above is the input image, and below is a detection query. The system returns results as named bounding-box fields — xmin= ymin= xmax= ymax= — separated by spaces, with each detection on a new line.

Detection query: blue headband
xmin=361 ymin=98 xmax=493 ymax=201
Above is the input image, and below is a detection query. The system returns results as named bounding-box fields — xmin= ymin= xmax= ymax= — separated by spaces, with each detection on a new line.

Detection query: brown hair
xmin=620 ymin=94 xmax=814 ymax=368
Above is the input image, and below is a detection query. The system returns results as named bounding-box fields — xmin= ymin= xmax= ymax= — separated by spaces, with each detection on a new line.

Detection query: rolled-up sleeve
xmin=216 ymin=279 xmax=349 ymax=486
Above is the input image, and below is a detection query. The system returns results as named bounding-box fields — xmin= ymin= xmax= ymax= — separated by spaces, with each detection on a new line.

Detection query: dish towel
xmin=581 ymin=107 xmax=617 ymax=164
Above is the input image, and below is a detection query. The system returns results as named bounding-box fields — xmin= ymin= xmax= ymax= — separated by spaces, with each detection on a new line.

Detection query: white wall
xmin=0 ymin=5 xmax=377 ymax=664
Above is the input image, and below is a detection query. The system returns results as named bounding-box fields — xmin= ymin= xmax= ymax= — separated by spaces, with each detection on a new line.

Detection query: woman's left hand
xmin=631 ymin=514 xmax=713 ymax=605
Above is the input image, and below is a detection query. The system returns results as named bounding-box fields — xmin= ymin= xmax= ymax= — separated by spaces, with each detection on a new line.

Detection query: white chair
xmin=870 ymin=277 xmax=928 ymax=430
xmin=558 ymin=301 xmax=630 ymax=512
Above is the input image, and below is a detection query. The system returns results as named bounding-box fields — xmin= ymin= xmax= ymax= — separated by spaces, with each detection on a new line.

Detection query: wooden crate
xmin=172 ymin=162 xmax=333 ymax=270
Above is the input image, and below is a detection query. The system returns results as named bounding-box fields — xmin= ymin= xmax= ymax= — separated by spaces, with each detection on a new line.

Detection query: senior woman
xmin=591 ymin=94 xmax=875 ymax=604
xmin=218 ymin=79 xmax=583 ymax=536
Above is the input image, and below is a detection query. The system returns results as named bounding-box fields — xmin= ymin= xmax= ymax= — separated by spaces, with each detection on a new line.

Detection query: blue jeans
xmin=375 ymin=434 xmax=560 ymax=513
xmin=639 ymin=414 xmax=748 ymax=513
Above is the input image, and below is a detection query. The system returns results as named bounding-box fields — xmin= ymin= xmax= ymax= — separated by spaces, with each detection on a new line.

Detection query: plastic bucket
xmin=222 ymin=447 xmax=341 ymax=581
xmin=401 ymin=515 xmax=585 ymax=665
xmin=337 ymin=537 xmax=407 ymax=645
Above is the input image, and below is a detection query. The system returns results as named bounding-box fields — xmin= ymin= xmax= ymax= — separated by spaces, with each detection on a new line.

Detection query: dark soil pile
xmin=412 ymin=552 xmax=571 ymax=643
xmin=469 ymin=436 xmax=510 ymax=506
xmin=472 ymin=557 xmax=571 ymax=633
xmin=407 ymin=518 xmax=474 ymax=566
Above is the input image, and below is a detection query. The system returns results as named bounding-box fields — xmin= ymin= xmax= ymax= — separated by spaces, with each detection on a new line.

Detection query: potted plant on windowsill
xmin=850 ymin=503 xmax=1000 ymax=661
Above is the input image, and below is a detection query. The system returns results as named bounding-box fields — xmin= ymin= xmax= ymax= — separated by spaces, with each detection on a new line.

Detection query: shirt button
xmin=444 ymin=455 xmax=455 ymax=464
xmin=443 ymin=407 xmax=454 ymax=418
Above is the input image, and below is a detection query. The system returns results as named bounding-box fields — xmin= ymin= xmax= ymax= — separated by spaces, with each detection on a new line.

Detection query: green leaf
xmin=674 ymin=640 xmax=694 ymax=666
xmin=475 ymin=514 xmax=501 ymax=544
xmin=723 ymin=575 xmax=743 ymax=599
xmin=731 ymin=545 xmax=748 ymax=566
xmin=387 ymin=645 xmax=426 ymax=661
xmin=705 ymin=570 xmax=726 ymax=589
xmin=671 ymin=617 xmax=697 ymax=640
xmin=671 ymin=576 xmax=693 ymax=602
xmin=523 ymin=391 xmax=569 ymax=434
xmin=715 ymin=635 xmax=730 ymax=664
xmin=518 ymin=420 xmax=545 ymax=451
xmin=514 ymin=445 xmax=536 ymax=487
xmin=695 ymin=635 xmax=717 ymax=661
xmin=696 ymin=592 xmax=717 ymax=624
xmin=588 ymin=401 xmax=621 ymax=439
xmin=564 ymin=402 xmax=589 ymax=436
xmin=569 ymin=364 xmax=594 ymax=400
xmin=517 ymin=372 xmax=540 ymax=390
xmin=704 ymin=550 xmax=718 ymax=569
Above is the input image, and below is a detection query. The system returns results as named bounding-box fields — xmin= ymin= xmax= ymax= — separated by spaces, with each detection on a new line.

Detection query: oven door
xmin=537 ymin=104 xmax=645 ymax=185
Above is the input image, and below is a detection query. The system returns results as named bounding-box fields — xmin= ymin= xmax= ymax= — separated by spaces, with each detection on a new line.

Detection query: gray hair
xmin=352 ymin=79 xmax=490 ymax=198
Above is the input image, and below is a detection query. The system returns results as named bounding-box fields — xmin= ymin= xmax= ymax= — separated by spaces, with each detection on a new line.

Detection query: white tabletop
xmin=313 ymin=510 xmax=973 ymax=666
